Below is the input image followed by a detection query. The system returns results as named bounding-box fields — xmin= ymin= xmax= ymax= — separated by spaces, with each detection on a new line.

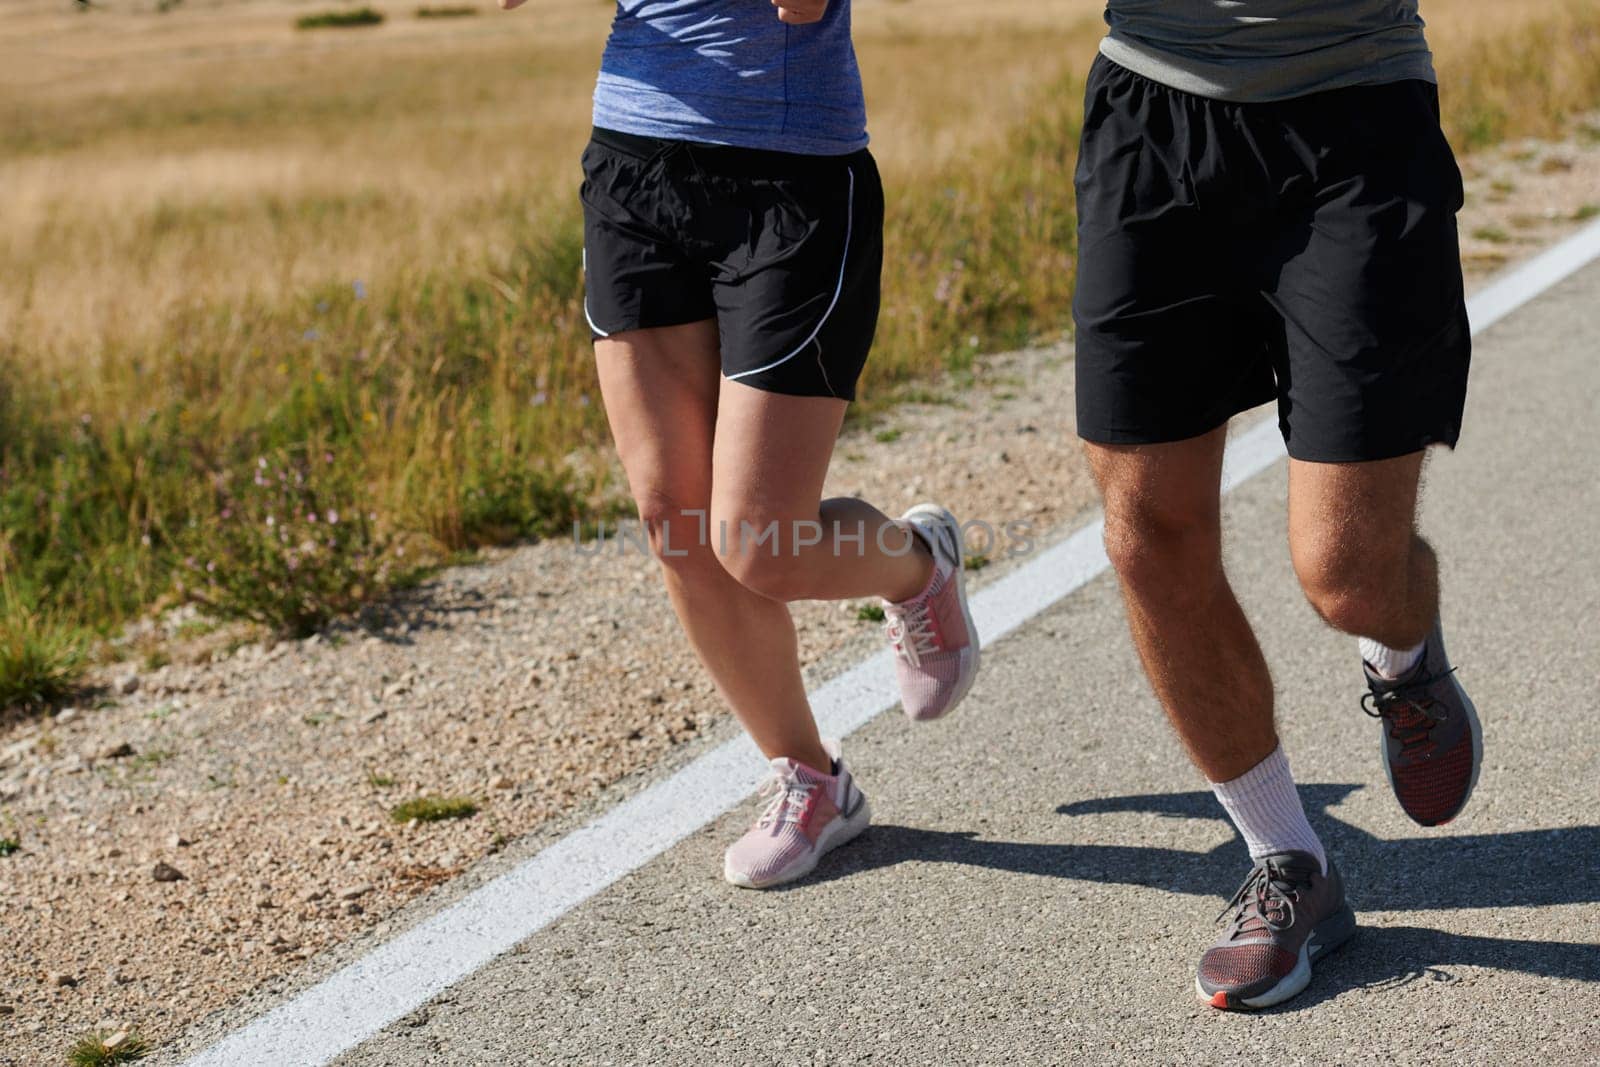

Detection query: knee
xmin=1101 ymin=492 xmax=1221 ymax=607
xmin=634 ymin=493 xmax=721 ymax=581
xmin=711 ymin=509 xmax=819 ymax=602
xmin=1291 ymin=532 xmax=1407 ymax=635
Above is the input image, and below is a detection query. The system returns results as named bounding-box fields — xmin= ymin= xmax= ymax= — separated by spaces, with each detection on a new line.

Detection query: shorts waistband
xmin=590 ymin=126 xmax=866 ymax=176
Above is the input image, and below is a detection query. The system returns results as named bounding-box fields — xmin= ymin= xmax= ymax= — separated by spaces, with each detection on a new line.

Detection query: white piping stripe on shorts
xmin=180 ymin=221 xmax=1600 ymax=1067
xmin=581 ymin=248 xmax=610 ymax=338
xmin=725 ymin=165 xmax=856 ymax=383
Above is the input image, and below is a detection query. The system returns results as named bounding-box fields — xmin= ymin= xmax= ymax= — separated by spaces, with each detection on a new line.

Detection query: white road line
xmin=183 ymin=217 xmax=1600 ymax=1067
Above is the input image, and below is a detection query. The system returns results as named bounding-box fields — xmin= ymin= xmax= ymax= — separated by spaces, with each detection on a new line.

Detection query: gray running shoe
xmin=1362 ymin=619 xmax=1483 ymax=827
xmin=1196 ymin=851 xmax=1356 ymax=1010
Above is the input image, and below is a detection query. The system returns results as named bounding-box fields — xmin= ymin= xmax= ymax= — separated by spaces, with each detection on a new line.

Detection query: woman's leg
xmin=709 ymin=378 xmax=933 ymax=605
xmin=593 ymin=322 xmax=831 ymax=771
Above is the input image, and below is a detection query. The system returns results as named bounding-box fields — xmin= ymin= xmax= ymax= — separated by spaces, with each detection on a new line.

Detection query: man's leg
xmin=1288 ymin=452 xmax=1482 ymax=828
xmin=1087 ymin=428 xmax=1325 ymax=866
xmin=1088 ymin=428 xmax=1274 ymax=780
xmin=1089 ymin=429 xmax=1354 ymax=1011
xmin=1287 ymin=450 xmax=1435 ymax=654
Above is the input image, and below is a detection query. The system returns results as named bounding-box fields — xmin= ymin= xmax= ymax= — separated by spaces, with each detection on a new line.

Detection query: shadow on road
xmin=798 ymin=783 xmax=1600 ymax=998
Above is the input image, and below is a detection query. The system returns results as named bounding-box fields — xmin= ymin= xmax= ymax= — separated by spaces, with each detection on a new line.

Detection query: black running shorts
xmin=580 ymin=128 xmax=884 ymax=400
xmin=1072 ymin=56 xmax=1472 ymax=463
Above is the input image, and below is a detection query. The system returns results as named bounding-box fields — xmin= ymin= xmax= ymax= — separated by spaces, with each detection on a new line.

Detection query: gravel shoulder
xmin=2 ymin=122 xmax=1597 ymax=1065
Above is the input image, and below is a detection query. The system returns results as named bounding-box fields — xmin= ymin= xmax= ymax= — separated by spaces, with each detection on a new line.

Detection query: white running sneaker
xmin=883 ymin=503 xmax=981 ymax=721
xmin=723 ymin=739 xmax=871 ymax=890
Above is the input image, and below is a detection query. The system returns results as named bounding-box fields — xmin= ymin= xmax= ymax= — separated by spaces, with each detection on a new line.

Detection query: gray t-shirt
xmin=1099 ymin=0 xmax=1437 ymax=102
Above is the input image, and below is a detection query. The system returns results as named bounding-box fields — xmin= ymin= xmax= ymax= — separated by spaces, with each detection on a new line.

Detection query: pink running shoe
xmin=723 ymin=740 xmax=870 ymax=890
xmin=883 ymin=503 xmax=981 ymax=722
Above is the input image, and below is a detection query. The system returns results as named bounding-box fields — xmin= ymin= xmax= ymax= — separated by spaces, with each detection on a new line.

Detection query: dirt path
xmin=2 ymin=121 xmax=1596 ymax=1065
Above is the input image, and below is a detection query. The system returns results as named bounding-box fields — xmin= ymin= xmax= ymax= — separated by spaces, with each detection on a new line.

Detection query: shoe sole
xmin=902 ymin=503 xmax=982 ymax=722
xmin=1195 ymin=903 xmax=1358 ymax=1011
xmin=1380 ymin=632 xmax=1483 ymax=827
xmin=723 ymin=796 xmax=873 ymax=890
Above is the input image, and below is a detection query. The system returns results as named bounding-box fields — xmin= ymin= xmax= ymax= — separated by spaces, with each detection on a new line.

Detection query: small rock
xmin=151 ymin=862 xmax=186 ymax=883
xmin=48 ymin=972 xmax=78 ymax=988
xmin=101 ymin=742 xmax=136 ymax=760
xmin=490 ymin=775 xmax=514 ymax=790
xmin=103 ymin=1031 xmax=130 ymax=1050
xmin=168 ymin=833 xmax=191 ymax=849
xmin=344 ymin=902 xmax=364 ymax=916
xmin=0 ymin=1004 xmax=13 ymax=1015
xmin=55 ymin=707 xmax=79 ymax=723
xmin=0 ymin=738 xmax=33 ymax=767
xmin=338 ymin=884 xmax=372 ymax=901
xmin=257 ymin=897 xmax=275 ymax=909
xmin=302 ymin=888 xmax=328 ymax=903
xmin=361 ymin=709 xmax=388 ymax=725
xmin=115 ymin=674 xmax=140 ymax=696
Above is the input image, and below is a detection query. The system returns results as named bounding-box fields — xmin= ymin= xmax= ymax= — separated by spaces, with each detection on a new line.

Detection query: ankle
xmin=883 ymin=532 xmax=936 ymax=604
xmin=1210 ymin=745 xmax=1327 ymax=875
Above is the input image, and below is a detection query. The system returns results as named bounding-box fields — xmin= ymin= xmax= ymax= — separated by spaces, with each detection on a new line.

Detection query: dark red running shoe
xmin=1196 ymin=851 xmax=1356 ymax=1010
xmin=1363 ymin=619 xmax=1483 ymax=827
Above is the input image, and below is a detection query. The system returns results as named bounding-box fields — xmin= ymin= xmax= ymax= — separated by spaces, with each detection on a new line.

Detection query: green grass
xmin=367 ymin=770 xmax=396 ymax=788
xmin=963 ymin=553 xmax=991 ymax=572
xmin=66 ymin=1031 xmax=151 ymax=1067
xmin=296 ymin=8 xmax=384 ymax=30
xmin=1573 ymin=203 xmax=1600 ymax=222
xmin=855 ymin=603 xmax=886 ymax=623
xmin=173 ymin=619 xmax=219 ymax=640
xmin=1472 ymin=225 xmax=1513 ymax=243
xmin=415 ymin=5 xmax=478 ymax=16
xmin=0 ymin=71 xmax=1078 ymax=665
xmin=0 ymin=838 xmax=19 ymax=857
xmin=4 ymin=7 xmax=1600 ymax=688
xmin=130 ymin=749 xmax=174 ymax=769
xmin=872 ymin=428 xmax=903 ymax=444
xmin=0 ymin=588 xmax=88 ymax=711
xmin=390 ymin=795 xmax=478 ymax=823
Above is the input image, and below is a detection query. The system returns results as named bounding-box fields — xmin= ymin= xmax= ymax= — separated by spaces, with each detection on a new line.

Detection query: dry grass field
xmin=2 ymin=0 xmax=1599 ymax=700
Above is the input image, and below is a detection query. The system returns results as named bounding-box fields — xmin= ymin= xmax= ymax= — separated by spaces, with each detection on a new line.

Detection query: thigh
xmin=1086 ymin=426 xmax=1228 ymax=537
xmin=709 ymin=377 xmax=847 ymax=546
xmin=593 ymin=320 xmax=722 ymax=512
xmin=1286 ymin=451 xmax=1425 ymax=573
xmin=1266 ymin=81 xmax=1471 ymax=464
xmin=710 ymin=151 xmax=883 ymax=402
xmin=1072 ymin=56 xmax=1278 ymax=447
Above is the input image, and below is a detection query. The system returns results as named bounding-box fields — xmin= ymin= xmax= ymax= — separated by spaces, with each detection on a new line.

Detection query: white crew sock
xmin=1359 ymin=636 xmax=1425 ymax=680
xmin=1210 ymin=745 xmax=1327 ymax=874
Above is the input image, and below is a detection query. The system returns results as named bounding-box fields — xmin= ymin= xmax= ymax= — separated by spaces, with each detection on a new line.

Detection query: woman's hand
xmin=773 ymin=0 xmax=828 ymax=25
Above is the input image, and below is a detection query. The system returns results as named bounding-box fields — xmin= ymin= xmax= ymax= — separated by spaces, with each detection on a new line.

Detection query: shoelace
xmin=1216 ymin=858 xmax=1314 ymax=935
xmin=884 ymin=603 xmax=937 ymax=667
xmin=1361 ymin=667 xmax=1457 ymax=758
xmin=756 ymin=772 xmax=817 ymax=829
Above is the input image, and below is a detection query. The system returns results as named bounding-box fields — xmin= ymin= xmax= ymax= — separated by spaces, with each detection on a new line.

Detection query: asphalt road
xmin=320 ymin=261 xmax=1600 ymax=1063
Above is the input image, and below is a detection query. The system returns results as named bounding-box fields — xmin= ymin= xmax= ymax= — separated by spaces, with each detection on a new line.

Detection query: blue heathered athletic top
xmin=592 ymin=0 xmax=868 ymax=156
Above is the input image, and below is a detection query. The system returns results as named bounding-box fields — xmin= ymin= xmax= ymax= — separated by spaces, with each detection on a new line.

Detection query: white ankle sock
xmin=1358 ymin=636 xmax=1425 ymax=680
xmin=1210 ymin=745 xmax=1327 ymax=874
